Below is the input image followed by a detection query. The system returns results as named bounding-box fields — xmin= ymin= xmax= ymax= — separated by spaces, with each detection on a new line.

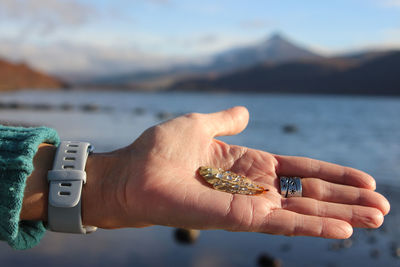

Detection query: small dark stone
xmin=282 ymin=124 xmax=298 ymax=134
xmin=280 ymin=243 xmax=292 ymax=252
xmin=370 ymin=249 xmax=380 ymax=259
xmin=60 ymin=103 xmax=74 ymax=111
xmin=257 ymin=253 xmax=282 ymax=267
xmin=367 ymin=235 xmax=377 ymax=244
xmin=156 ymin=111 xmax=173 ymax=121
xmin=32 ymin=103 xmax=53 ymax=110
xmin=393 ymin=247 xmax=400 ymax=259
xmin=390 ymin=241 xmax=398 ymax=250
xmin=389 ymin=242 xmax=400 ymax=259
xmin=7 ymin=102 xmax=28 ymax=110
xmin=340 ymin=239 xmax=353 ymax=249
xmin=80 ymin=103 xmax=99 ymax=112
xmin=0 ymin=102 xmax=8 ymax=109
xmin=133 ymin=107 xmax=146 ymax=115
xmin=5 ymin=102 xmax=18 ymax=109
xmin=173 ymin=228 xmax=200 ymax=245
xmin=328 ymin=242 xmax=341 ymax=251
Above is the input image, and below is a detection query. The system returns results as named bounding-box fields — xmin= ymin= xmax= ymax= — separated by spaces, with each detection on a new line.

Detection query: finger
xmin=282 ymin=197 xmax=384 ymax=228
xmin=274 ymin=155 xmax=376 ymax=190
xmin=262 ymin=209 xmax=353 ymax=239
xmin=204 ymin=106 xmax=249 ymax=137
xmin=301 ymin=178 xmax=390 ymax=215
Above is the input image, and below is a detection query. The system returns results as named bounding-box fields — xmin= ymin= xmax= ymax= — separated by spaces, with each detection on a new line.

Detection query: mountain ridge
xmin=169 ymin=50 xmax=400 ymax=95
xmin=89 ymin=33 xmax=322 ymax=88
xmin=209 ymin=32 xmax=322 ymax=72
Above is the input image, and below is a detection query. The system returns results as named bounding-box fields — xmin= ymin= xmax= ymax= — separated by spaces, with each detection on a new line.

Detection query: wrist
xmin=82 ymin=151 xmax=123 ymax=229
xmin=21 ymin=143 xmax=146 ymax=229
xmin=20 ymin=143 xmax=56 ymax=221
xmin=83 ymin=147 xmax=153 ymax=229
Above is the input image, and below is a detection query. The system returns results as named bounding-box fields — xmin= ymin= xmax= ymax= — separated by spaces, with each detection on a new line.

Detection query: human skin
xmin=21 ymin=106 xmax=390 ymax=239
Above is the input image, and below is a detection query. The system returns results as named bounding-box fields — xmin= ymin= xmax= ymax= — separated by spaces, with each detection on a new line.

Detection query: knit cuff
xmin=0 ymin=125 xmax=60 ymax=250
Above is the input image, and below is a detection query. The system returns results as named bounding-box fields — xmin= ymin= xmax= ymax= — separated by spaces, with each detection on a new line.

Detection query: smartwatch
xmin=47 ymin=141 xmax=97 ymax=234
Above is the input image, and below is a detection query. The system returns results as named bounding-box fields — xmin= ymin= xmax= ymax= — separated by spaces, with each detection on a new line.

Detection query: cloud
xmin=384 ymin=0 xmax=400 ymax=7
xmin=381 ymin=28 xmax=400 ymax=46
xmin=181 ymin=2 xmax=222 ymax=15
xmin=166 ymin=33 xmax=257 ymax=57
xmin=240 ymin=19 xmax=271 ymax=30
xmin=147 ymin=0 xmax=171 ymax=4
xmin=181 ymin=34 xmax=219 ymax=46
xmin=0 ymin=30 xmax=257 ymax=80
xmin=0 ymin=38 xmax=191 ymax=80
xmin=0 ymin=0 xmax=94 ymax=35
xmin=312 ymin=27 xmax=400 ymax=56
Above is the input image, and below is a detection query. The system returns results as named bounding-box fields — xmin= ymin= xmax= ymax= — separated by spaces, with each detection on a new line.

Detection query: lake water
xmin=0 ymin=90 xmax=399 ymax=266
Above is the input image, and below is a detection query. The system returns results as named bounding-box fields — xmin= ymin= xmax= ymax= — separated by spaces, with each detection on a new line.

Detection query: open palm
xmin=108 ymin=107 xmax=389 ymax=239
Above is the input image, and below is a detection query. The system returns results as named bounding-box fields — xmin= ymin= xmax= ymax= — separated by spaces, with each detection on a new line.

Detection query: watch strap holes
xmin=60 ymin=182 xmax=72 ymax=187
xmin=67 ymin=144 xmax=79 ymax=147
xmin=62 ymin=165 xmax=75 ymax=169
xmin=59 ymin=191 xmax=71 ymax=196
xmin=66 ymin=150 xmax=77 ymax=153
xmin=64 ymin=157 xmax=76 ymax=161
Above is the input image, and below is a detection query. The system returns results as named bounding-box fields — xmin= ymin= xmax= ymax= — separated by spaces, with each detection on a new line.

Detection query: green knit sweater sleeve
xmin=0 ymin=125 xmax=60 ymax=250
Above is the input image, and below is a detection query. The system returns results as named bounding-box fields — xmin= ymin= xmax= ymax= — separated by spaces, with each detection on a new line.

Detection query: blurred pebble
xmin=173 ymin=228 xmax=200 ymax=245
xmin=257 ymin=253 xmax=282 ymax=267
xmin=370 ymin=249 xmax=380 ymax=259
xmin=282 ymin=124 xmax=298 ymax=134
xmin=156 ymin=111 xmax=174 ymax=120
xmin=367 ymin=236 xmax=377 ymax=244
xmin=0 ymin=102 xmax=58 ymax=111
xmin=81 ymin=103 xmax=99 ymax=112
xmin=32 ymin=103 xmax=53 ymax=111
xmin=328 ymin=242 xmax=341 ymax=251
xmin=390 ymin=241 xmax=398 ymax=250
xmin=393 ymin=247 xmax=400 ymax=259
xmin=60 ymin=103 xmax=74 ymax=111
xmin=7 ymin=102 xmax=27 ymax=109
xmin=340 ymin=239 xmax=353 ymax=249
xmin=390 ymin=242 xmax=400 ymax=259
xmin=280 ymin=243 xmax=292 ymax=252
xmin=133 ymin=107 xmax=146 ymax=115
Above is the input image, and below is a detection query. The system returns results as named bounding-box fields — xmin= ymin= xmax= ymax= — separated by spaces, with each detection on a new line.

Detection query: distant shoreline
xmin=2 ymin=87 xmax=400 ymax=97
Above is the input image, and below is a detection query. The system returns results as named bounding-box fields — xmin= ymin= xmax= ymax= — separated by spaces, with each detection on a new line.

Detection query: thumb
xmin=205 ymin=106 xmax=249 ymax=137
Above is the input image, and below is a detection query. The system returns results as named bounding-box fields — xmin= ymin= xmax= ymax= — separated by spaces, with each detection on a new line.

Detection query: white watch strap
xmin=47 ymin=141 xmax=97 ymax=234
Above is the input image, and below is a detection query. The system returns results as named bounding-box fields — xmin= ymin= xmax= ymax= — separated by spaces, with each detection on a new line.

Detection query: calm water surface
xmin=0 ymin=90 xmax=399 ymax=267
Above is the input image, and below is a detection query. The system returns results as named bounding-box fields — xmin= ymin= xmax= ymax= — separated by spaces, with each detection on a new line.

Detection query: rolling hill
xmin=0 ymin=59 xmax=66 ymax=91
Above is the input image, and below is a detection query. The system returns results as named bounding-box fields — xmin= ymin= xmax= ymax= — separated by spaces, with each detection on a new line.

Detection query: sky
xmin=0 ymin=0 xmax=400 ymax=79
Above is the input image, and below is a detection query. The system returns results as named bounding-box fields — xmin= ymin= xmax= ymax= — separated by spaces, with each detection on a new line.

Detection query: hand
xmin=85 ymin=106 xmax=390 ymax=239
